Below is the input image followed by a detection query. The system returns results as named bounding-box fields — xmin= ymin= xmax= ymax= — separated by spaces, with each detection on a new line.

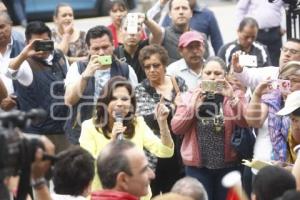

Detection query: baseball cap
xmin=277 ymin=91 xmax=300 ymax=116
xmin=178 ymin=31 xmax=204 ymax=48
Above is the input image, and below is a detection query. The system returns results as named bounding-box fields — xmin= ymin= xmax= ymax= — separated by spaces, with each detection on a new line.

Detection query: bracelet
xmin=31 ymin=177 xmax=47 ymax=190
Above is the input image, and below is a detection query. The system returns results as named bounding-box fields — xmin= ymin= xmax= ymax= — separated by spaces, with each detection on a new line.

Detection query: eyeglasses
xmin=281 ymin=47 xmax=300 ymax=55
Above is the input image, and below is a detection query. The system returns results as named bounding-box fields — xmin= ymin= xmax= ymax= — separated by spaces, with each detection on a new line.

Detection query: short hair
xmin=0 ymin=11 xmax=12 ymax=24
xmin=54 ymin=3 xmax=73 ymax=17
xmin=85 ymin=25 xmax=113 ymax=47
xmin=152 ymin=192 xmax=193 ymax=200
xmin=53 ymin=146 xmax=95 ymax=196
xmin=238 ymin=17 xmax=259 ymax=32
xmin=278 ymin=61 xmax=300 ymax=79
xmin=94 ymin=76 xmax=136 ymax=139
xmin=275 ymin=190 xmax=300 ymax=200
xmin=203 ymin=56 xmax=228 ymax=73
xmin=139 ymin=44 xmax=169 ymax=68
xmin=171 ymin=177 xmax=208 ymax=200
xmin=169 ymin=0 xmax=192 ymax=11
xmin=252 ymin=166 xmax=296 ymax=200
xmin=25 ymin=21 xmax=51 ymax=41
xmin=97 ymin=140 xmax=135 ymax=189
xmin=287 ymin=38 xmax=300 ymax=44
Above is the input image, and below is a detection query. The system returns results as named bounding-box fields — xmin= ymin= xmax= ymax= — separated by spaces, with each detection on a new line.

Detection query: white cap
xmin=277 ymin=91 xmax=300 ymax=116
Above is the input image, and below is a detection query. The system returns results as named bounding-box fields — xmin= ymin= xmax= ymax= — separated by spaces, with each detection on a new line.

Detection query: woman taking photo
xmin=52 ymin=3 xmax=88 ymax=63
xmin=171 ymin=56 xmax=248 ymax=200
xmin=107 ymin=0 xmax=147 ymax=48
xmin=79 ymin=76 xmax=174 ymax=195
xmin=135 ymin=44 xmax=187 ymax=195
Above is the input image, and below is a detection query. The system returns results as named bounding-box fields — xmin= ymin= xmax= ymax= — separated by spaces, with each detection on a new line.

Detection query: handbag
xmin=231 ymin=126 xmax=256 ymax=159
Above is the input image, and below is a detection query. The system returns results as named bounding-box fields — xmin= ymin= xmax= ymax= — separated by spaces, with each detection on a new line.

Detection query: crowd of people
xmin=1 ymin=0 xmax=300 ymax=200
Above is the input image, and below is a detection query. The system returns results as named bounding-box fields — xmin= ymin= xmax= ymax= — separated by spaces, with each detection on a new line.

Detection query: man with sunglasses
xmin=232 ymin=38 xmax=300 ymax=91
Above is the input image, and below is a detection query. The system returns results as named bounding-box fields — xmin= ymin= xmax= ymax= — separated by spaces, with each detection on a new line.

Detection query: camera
xmin=34 ymin=40 xmax=54 ymax=52
xmin=126 ymin=13 xmax=139 ymax=34
xmin=0 ymin=109 xmax=51 ymax=200
xmin=98 ymin=55 xmax=112 ymax=65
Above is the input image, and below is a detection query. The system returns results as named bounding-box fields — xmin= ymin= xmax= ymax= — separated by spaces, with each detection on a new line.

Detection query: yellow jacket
xmin=79 ymin=116 xmax=174 ymax=193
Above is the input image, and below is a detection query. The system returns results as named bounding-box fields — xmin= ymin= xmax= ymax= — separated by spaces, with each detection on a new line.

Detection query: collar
xmin=176 ymin=58 xmax=203 ymax=76
xmin=170 ymin=24 xmax=190 ymax=34
xmin=234 ymin=39 xmax=253 ymax=52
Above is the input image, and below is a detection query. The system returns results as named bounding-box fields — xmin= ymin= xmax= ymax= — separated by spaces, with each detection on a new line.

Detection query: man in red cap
xmin=167 ymin=31 xmax=205 ymax=90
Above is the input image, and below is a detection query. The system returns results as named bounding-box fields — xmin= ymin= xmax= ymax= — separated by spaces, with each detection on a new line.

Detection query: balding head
xmin=171 ymin=177 xmax=208 ymax=200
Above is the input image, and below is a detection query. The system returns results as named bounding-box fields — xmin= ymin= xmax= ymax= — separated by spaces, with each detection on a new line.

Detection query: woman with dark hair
xmin=52 ymin=3 xmax=88 ymax=63
xmin=107 ymin=0 xmax=147 ymax=48
xmin=135 ymin=44 xmax=187 ymax=195
xmin=79 ymin=76 xmax=174 ymax=195
xmin=171 ymin=56 xmax=248 ymax=200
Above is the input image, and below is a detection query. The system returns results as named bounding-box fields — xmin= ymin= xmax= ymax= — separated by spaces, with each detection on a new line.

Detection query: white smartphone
xmin=127 ymin=13 xmax=139 ymax=34
xmin=239 ymin=55 xmax=258 ymax=67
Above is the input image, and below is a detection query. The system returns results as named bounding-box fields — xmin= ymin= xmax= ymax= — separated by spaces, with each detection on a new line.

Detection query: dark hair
xmin=109 ymin=0 xmax=128 ymax=11
xmin=85 ymin=25 xmax=113 ymax=47
xmin=292 ymin=107 xmax=300 ymax=116
xmin=53 ymin=147 xmax=95 ymax=196
xmin=238 ymin=17 xmax=259 ymax=32
xmin=54 ymin=3 xmax=73 ymax=17
xmin=276 ymin=190 xmax=300 ymax=200
xmin=97 ymin=140 xmax=135 ymax=189
xmin=139 ymin=44 xmax=169 ymax=68
xmin=252 ymin=166 xmax=296 ymax=200
xmin=287 ymin=38 xmax=300 ymax=44
xmin=25 ymin=21 xmax=51 ymax=41
xmin=169 ymin=0 xmax=192 ymax=11
xmin=203 ymin=56 xmax=228 ymax=73
xmin=94 ymin=76 xmax=136 ymax=139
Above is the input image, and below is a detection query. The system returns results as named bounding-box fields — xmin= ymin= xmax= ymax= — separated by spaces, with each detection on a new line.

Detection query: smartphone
xmin=34 ymin=40 xmax=54 ymax=52
xmin=127 ymin=13 xmax=139 ymax=34
xmin=201 ymin=80 xmax=224 ymax=92
xmin=239 ymin=55 xmax=258 ymax=67
xmin=98 ymin=55 xmax=112 ymax=65
xmin=271 ymin=79 xmax=291 ymax=93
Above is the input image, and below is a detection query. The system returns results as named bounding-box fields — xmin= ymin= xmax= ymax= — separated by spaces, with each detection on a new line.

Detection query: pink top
xmin=171 ymin=89 xmax=248 ymax=167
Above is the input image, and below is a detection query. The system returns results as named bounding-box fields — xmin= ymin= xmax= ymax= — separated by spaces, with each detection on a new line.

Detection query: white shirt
xmin=65 ymin=62 xmax=138 ymax=99
xmin=51 ymin=193 xmax=86 ymax=200
xmin=0 ymin=37 xmax=14 ymax=94
xmin=147 ymin=1 xmax=170 ymax=26
xmin=233 ymin=66 xmax=279 ymax=92
xmin=236 ymin=0 xmax=285 ymax=29
xmin=167 ymin=58 xmax=202 ymax=90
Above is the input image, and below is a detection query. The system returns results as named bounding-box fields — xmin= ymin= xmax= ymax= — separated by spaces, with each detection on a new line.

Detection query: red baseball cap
xmin=178 ymin=31 xmax=204 ymax=48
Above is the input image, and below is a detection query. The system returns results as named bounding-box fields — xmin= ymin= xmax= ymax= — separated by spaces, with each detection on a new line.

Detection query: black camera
xmin=0 ymin=109 xmax=50 ymax=200
xmin=34 ymin=40 xmax=54 ymax=52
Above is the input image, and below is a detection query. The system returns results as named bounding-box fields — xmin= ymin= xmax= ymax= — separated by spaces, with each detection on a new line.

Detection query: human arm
xmin=207 ymin=10 xmax=223 ymax=54
xmin=138 ymin=13 xmax=163 ymax=45
xmin=64 ymin=55 xmax=101 ymax=106
xmin=53 ymin=23 xmax=74 ymax=54
xmin=30 ymin=136 xmax=55 ymax=200
xmin=147 ymin=0 xmax=169 ymax=23
xmin=171 ymin=89 xmax=205 ymax=134
xmin=245 ymin=80 xmax=270 ymax=128
xmin=236 ymin=0 xmax=251 ymax=26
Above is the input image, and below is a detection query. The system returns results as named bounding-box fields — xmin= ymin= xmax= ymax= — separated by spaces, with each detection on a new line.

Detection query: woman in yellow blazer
xmin=79 ymin=76 xmax=174 ymax=197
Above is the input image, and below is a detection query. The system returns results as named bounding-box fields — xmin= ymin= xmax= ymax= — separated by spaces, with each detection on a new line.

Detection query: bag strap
xmin=171 ymin=76 xmax=180 ymax=94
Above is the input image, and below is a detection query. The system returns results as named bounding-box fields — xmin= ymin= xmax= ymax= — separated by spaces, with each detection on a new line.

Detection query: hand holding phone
xmin=239 ymin=55 xmax=258 ymax=67
xmin=98 ymin=55 xmax=112 ymax=66
xmin=270 ymin=79 xmax=291 ymax=93
xmin=33 ymin=40 xmax=54 ymax=52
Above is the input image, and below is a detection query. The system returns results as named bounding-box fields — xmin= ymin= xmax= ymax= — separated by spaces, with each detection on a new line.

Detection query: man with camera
xmin=64 ymin=25 xmax=138 ymax=144
xmin=5 ymin=21 xmax=70 ymax=153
